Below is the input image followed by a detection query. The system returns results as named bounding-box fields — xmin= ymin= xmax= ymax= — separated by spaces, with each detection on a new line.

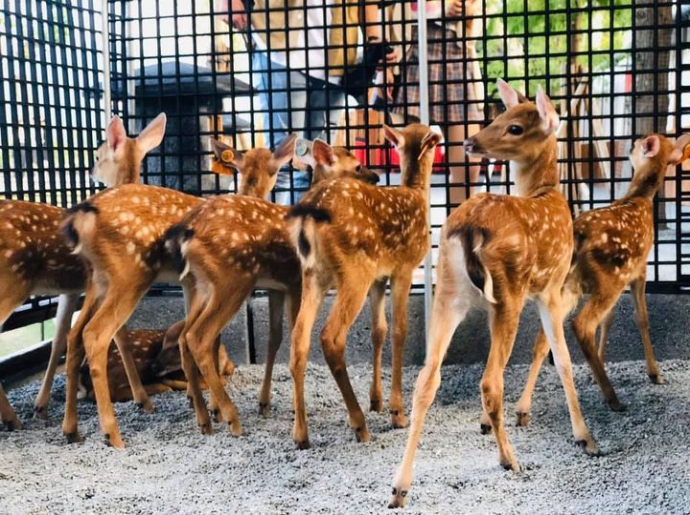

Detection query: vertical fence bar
xmin=416 ymin=0 xmax=432 ymax=339
xmin=102 ymin=0 xmax=111 ymax=123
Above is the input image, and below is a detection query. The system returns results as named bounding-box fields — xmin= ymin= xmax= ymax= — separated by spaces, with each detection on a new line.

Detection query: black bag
xmin=341 ymin=42 xmax=392 ymax=100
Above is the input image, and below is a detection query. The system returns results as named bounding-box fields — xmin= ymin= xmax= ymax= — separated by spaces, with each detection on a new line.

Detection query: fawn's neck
xmin=112 ymin=143 xmax=141 ymax=186
xmin=238 ymin=180 xmax=271 ymax=199
xmin=511 ymin=135 xmax=559 ymax=197
xmin=400 ymin=154 xmax=432 ymax=193
xmin=623 ymin=163 xmax=665 ymax=200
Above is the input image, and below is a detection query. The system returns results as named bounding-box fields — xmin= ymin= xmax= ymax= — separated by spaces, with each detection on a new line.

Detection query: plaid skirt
xmin=393 ymin=24 xmax=482 ymax=125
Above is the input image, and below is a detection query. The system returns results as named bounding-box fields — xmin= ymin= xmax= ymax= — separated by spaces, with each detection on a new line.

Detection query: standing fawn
xmin=60 ymin=135 xmax=296 ymax=448
xmin=389 ymin=80 xmax=599 ymax=509
xmin=0 ymin=113 xmax=166 ymax=429
xmin=513 ymin=132 xmax=690 ymax=425
xmin=286 ymin=123 xmax=442 ymax=449
xmin=166 ymin=139 xmax=379 ymax=435
xmin=77 ymin=321 xmax=235 ymax=402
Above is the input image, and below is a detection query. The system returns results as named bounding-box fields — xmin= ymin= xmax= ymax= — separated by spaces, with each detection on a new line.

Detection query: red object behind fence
xmin=353 ymin=138 xmax=446 ymax=172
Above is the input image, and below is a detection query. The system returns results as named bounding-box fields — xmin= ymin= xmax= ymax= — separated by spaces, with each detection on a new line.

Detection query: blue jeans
xmin=252 ymin=51 xmax=346 ymax=205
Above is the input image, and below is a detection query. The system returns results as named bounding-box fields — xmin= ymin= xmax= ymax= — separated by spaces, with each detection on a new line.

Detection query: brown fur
xmin=390 ymin=81 xmax=598 ymax=509
xmin=515 ymin=132 xmax=690 ymax=423
xmin=0 ymin=114 xmax=166 ymax=428
xmin=287 ymin=123 xmax=442 ymax=449
xmin=77 ymin=322 xmax=234 ymax=402
xmin=60 ymin=136 xmax=296 ymax=448
xmin=174 ymin=142 xmax=377 ymax=435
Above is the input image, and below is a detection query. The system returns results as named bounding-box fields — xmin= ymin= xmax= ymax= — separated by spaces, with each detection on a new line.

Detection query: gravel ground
xmin=2 ymin=359 xmax=690 ymax=515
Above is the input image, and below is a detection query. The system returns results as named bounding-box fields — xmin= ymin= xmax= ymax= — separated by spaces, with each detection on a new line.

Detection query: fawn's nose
xmin=463 ymin=137 xmax=478 ymax=153
xmin=361 ymin=166 xmax=380 ymax=184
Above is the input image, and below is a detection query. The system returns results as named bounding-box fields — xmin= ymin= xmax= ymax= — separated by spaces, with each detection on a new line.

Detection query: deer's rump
xmin=0 ymin=200 xmax=87 ymax=294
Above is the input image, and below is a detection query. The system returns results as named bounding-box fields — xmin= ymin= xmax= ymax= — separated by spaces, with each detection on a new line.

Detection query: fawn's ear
xmin=535 ymin=86 xmax=559 ymax=134
xmin=641 ymin=135 xmax=661 ymax=159
xmin=312 ymin=139 xmax=337 ymax=167
xmin=418 ymin=131 xmax=443 ymax=161
xmin=210 ymin=139 xmax=244 ymax=175
xmin=383 ymin=124 xmax=405 ymax=148
xmin=668 ymin=134 xmax=690 ymax=165
xmin=271 ymin=134 xmax=297 ymax=173
xmin=106 ymin=115 xmax=127 ymax=154
xmin=496 ymin=78 xmax=527 ymax=109
xmin=136 ymin=113 xmax=167 ymax=155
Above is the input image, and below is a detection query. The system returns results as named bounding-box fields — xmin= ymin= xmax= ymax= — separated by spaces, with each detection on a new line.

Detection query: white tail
xmin=286 ymin=123 xmax=442 ymax=449
xmin=390 ymin=81 xmax=598 ymax=509
xmin=0 ymin=113 xmax=166 ymax=428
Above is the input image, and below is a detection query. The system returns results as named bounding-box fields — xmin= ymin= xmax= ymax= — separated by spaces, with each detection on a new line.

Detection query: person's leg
xmin=448 ymin=122 xmax=482 ymax=207
xmin=271 ymin=70 xmax=308 ymax=205
xmin=252 ymin=52 xmax=290 ymax=150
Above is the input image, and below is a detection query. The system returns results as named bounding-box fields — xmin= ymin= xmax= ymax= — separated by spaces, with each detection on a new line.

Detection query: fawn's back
xmin=295 ymin=179 xmax=429 ymax=280
xmin=0 ymin=201 xmax=85 ymax=294
xmin=181 ymin=196 xmax=300 ymax=290
xmin=64 ymin=183 xmax=202 ymax=282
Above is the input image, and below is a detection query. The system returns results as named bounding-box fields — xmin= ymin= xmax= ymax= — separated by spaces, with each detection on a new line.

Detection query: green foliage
xmin=481 ymin=0 xmax=632 ymax=97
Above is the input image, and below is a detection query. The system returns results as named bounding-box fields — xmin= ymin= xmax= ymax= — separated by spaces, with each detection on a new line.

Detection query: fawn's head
xmin=294 ymin=138 xmax=379 ymax=185
xmin=382 ymin=123 xmax=442 ymax=189
xmin=627 ymin=133 xmax=690 ymax=198
xmin=464 ymin=79 xmax=559 ymax=162
xmin=211 ymin=134 xmax=297 ymax=199
xmin=464 ymin=79 xmax=560 ymax=194
xmin=92 ymin=113 xmax=167 ymax=187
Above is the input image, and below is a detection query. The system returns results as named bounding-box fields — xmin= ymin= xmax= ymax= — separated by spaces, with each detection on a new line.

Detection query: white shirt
xmin=253 ymin=0 xmax=342 ymax=85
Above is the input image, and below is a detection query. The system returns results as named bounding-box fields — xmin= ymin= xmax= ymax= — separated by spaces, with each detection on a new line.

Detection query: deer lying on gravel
xmin=60 ymin=135 xmax=296 ymax=448
xmin=78 ymin=321 xmax=235 ymax=402
xmin=165 ymin=139 xmax=379 ymax=435
xmin=389 ymin=80 xmax=600 ymax=509
xmin=286 ymin=124 xmax=442 ymax=449
xmin=512 ymin=132 xmax=690 ymax=426
xmin=0 ymin=113 xmax=166 ymax=430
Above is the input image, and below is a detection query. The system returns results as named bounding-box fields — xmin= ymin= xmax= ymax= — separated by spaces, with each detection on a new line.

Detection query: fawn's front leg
xmin=34 ymin=293 xmax=79 ymax=418
xmin=258 ymin=290 xmax=285 ymax=416
xmin=368 ymin=279 xmax=388 ymax=413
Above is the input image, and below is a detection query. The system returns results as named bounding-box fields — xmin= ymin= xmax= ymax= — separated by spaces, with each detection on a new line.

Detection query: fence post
xmin=416 ymin=1 xmax=432 ymax=343
xmin=101 ymin=0 xmax=111 ymax=123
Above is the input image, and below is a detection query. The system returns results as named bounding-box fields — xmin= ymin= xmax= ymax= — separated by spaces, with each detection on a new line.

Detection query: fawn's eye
xmin=508 ymin=125 xmax=524 ymax=135
xmin=356 ymin=165 xmax=362 ymax=172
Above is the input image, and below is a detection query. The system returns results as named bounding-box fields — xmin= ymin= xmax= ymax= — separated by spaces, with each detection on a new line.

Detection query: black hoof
xmin=295 ymin=439 xmax=311 ymax=450
xmin=33 ymin=406 xmax=48 ymax=420
xmin=65 ymin=432 xmax=82 ymax=444
xmin=607 ymin=399 xmax=627 ymax=412
xmin=480 ymin=423 xmax=492 ymax=435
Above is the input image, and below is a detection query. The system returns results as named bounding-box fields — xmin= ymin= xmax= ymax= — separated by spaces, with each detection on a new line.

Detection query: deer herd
xmin=1 ymin=79 xmax=689 ymax=508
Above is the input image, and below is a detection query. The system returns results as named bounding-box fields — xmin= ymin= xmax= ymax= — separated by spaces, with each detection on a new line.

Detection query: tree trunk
xmin=634 ymin=1 xmax=673 ymax=228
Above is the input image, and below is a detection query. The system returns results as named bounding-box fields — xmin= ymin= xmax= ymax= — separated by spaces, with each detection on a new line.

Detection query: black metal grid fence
xmin=1 ymin=0 xmax=689 ymax=331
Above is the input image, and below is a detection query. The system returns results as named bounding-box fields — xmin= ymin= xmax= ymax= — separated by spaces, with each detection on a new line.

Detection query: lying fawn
xmin=166 ymin=139 xmax=378 ymax=435
xmin=78 ymin=321 xmax=235 ymax=402
xmin=513 ymin=132 xmax=690 ymax=424
xmin=389 ymin=81 xmax=599 ymax=508
xmin=286 ymin=124 xmax=442 ymax=449
xmin=0 ymin=113 xmax=166 ymax=429
xmin=60 ymin=135 xmax=296 ymax=448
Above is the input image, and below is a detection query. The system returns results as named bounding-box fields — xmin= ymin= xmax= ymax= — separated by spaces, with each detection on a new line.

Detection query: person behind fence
xmin=391 ymin=0 xmax=484 ymax=207
xmin=219 ymin=0 xmax=393 ymax=204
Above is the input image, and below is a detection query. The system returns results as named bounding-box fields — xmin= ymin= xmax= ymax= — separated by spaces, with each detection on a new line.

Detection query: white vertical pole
xmin=101 ymin=0 xmax=111 ymax=124
xmin=417 ymin=2 xmax=433 ymax=340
